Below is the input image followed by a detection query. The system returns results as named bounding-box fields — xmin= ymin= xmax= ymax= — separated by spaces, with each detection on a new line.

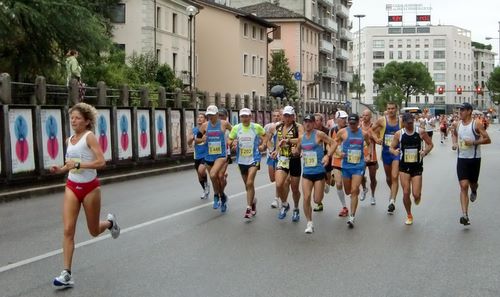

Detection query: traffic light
xmin=476 ymin=86 xmax=483 ymax=95
xmin=456 ymin=87 xmax=462 ymax=95
xmin=437 ymin=87 xmax=444 ymax=94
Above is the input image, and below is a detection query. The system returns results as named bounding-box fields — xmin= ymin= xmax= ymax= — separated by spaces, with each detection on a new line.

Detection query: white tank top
xmin=66 ymin=131 xmax=97 ymax=182
xmin=457 ymin=121 xmax=481 ymax=159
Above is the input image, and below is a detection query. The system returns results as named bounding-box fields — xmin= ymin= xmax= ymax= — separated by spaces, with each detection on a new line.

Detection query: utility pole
xmin=354 ymin=14 xmax=365 ymax=103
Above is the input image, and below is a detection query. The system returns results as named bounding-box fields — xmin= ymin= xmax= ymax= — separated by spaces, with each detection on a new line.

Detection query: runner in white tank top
xmin=50 ymin=103 xmax=120 ymax=289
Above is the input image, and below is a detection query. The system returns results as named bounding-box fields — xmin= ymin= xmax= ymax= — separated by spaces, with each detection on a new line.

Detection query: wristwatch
xmin=75 ymin=162 xmax=81 ymax=170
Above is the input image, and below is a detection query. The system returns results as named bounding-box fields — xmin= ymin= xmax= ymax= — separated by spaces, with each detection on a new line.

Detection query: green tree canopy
xmin=373 ymin=61 xmax=434 ymax=107
xmin=350 ymin=73 xmax=365 ymax=99
xmin=487 ymin=66 xmax=500 ymax=105
xmin=268 ymin=50 xmax=298 ymax=100
xmin=0 ymin=0 xmax=119 ymax=81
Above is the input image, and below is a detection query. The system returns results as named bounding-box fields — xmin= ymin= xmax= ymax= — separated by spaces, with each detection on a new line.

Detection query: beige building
xmin=472 ymin=44 xmax=496 ymax=110
xmin=240 ymin=2 xmax=322 ymax=102
xmin=194 ymin=0 xmax=275 ymax=99
xmin=111 ymin=0 xmax=199 ymax=84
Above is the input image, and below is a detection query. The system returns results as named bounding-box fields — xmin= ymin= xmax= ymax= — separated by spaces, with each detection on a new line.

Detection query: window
xmin=398 ymin=51 xmax=402 ymax=59
xmin=156 ymin=7 xmax=161 ymax=28
xmin=172 ymin=53 xmax=177 ymax=72
xmin=156 ymin=49 xmax=160 ymax=62
xmin=259 ymin=57 xmax=264 ymax=76
xmin=433 ymin=50 xmax=445 ymax=59
xmin=252 ymin=56 xmax=256 ymax=75
xmin=424 ymin=39 xmax=429 ymax=48
xmin=243 ymin=23 xmax=248 ymax=37
xmin=243 ymin=54 xmax=248 ymax=74
xmin=252 ymin=26 xmax=257 ymax=39
xmin=111 ymin=3 xmax=125 ymax=23
xmin=433 ymin=39 xmax=445 ymax=48
xmin=415 ymin=51 xmax=420 ymax=59
xmin=373 ymin=40 xmax=385 ymax=48
xmin=389 ymin=51 xmax=394 ymax=59
xmin=389 ymin=39 xmax=394 ymax=48
xmin=406 ymin=39 xmax=412 ymax=48
xmin=172 ymin=13 xmax=177 ymax=33
xmin=415 ymin=96 xmax=420 ymax=103
xmin=397 ymin=39 xmax=403 ymax=48
xmin=424 ymin=51 xmax=429 ymax=59
xmin=273 ymin=26 xmax=281 ymax=40
xmin=434 ymin=62 xmax=445 ymax=70
xmin=373 ymin=51 xmax=385 ymax=59
xmin=407 ymin=51 xmax=411 ymax=59
xmin=433 ymin=73 xmax=445 ymax=82
xmin=373 ymin=62 xmax=384 ymax=70
xmin=260 ymin=28 xmax=265 ymax=41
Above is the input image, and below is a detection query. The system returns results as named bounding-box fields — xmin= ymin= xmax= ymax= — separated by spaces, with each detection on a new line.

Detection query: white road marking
xmin=0 ymin=183 xmax=274 ymax=273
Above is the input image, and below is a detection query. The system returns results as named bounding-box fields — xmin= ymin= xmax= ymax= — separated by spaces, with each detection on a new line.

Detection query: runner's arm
xmin=451 ymin=122 xmax=459 ymax=150
xmin=420 ymin=130 xmax=433 ymax=156
xmin=371 ymin=118 xmax=384 ymax=145
xmin=389 ymin=131 xmax=401 ymax=156
xmin=473 ymin=119 xmax=491 ymax=145
xmin=81 ymin=132 xmax=106 ymax=170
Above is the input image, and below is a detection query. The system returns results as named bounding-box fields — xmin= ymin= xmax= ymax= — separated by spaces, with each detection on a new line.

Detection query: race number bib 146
xmin=208 ymin=142 xmax=222 ymax=155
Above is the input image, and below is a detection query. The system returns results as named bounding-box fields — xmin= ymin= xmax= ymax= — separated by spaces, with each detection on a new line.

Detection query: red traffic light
xmin=437 ymin=87 xmax=444 ymax=94
xmin=476 ymin=86 xmax=483 ymax=95
xmin=456 ymin=87 xmax=462 ymax=95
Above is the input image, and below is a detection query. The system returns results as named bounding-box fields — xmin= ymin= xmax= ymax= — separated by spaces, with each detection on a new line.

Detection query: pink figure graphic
xmin=45 ymin=115 xmax=59 ymax=160
xmin=47 ymin=137 xmax=59 ymax=160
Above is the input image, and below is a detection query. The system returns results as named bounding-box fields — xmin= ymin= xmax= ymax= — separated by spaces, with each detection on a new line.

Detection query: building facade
xmin=472 ymin=45 xmax=496 ymax=110
xmin=111 ymin=0 xmax=196 ymax=85
xmin=352 ymin=25 xmax=476 ymax=113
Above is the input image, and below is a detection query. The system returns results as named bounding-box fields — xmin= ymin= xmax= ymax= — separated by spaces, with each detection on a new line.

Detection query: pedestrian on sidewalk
xmin=50 ymin=102 xmax=120 ymax=289
xmin=65 ymin=50 xmax=85 ymax=101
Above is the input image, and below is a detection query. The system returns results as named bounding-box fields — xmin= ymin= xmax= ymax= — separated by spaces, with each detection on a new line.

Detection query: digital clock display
xmin=388 ymin=15 xmax=403 ymax=22
xmin=416 ymin=15 xmax=431 ymax=22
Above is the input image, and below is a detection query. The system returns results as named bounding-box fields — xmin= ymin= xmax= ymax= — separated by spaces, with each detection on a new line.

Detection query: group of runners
xmin=50 ymin=100 xmax=490 ymax=289
xmin=189 ymin=101 xmax=491 ymax=233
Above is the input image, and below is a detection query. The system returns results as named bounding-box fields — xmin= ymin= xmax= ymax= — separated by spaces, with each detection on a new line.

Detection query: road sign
xmin=294 ymin=72 xmax=302 ymax=81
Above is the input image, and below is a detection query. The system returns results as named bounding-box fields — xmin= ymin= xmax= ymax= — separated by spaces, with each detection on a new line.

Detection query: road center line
xmin=0 ymin=183 xmax=274 ymax=273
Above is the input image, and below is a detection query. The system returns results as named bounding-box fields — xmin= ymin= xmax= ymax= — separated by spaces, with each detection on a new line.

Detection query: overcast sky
xmin=350 ymin=0 xmax=500 ymax=61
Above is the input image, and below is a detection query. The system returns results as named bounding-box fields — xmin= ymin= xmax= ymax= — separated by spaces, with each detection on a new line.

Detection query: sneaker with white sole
xmin=53 ymin=270 xmax=74 ymax=289
xmin=305 ymin=221 xmax=314 ymax=234
xmin=324 ymin=184 xmax=330 ymax=194
xmin=107 ymin=213 xmax=120 ymax=239
xmin=270 ymin=197 xmax=280 ymax=209
xmin=347 ymin=216 xmax=355 ymax=228
xmin=360 ymin=188 xmax=368 ymax=201
xmin=387 ymin=200 xmax=395 ymax=214
xmin=370 ymin=196 xmax=376 ymax=205
xmin=203 ymin=182 xmax=210 ymax=199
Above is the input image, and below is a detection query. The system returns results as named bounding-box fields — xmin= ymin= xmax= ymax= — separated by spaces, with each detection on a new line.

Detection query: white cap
xmin=240 ymin=108 xmax=252 ymax=116
xmin=335 ymin=110 xmax=348 ymax=119
xmin=206 ymin=105 xmax=218 ymax=115
xmin=283 ymin=105 xmax=295 ymax=115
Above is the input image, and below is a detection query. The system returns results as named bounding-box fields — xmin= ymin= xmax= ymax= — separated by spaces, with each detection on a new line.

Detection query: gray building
xmin=472 ymin=44 xmax=496 ymax=110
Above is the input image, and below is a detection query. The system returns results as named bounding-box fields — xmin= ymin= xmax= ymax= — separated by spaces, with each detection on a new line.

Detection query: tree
xmin=487 ymin=67 xmax=500 ymax=105
xmin=268 ymin=50 xmax=298 ymax=100
xmin=374 ymin=85 xmax=405 ymax=111
xmin=0 ymin=0 xmax=119 ymax=81
xmin=350 ymin=73 xmax=365 ymax=99
xmin=373 ymin=61 xmax=434 ymax=107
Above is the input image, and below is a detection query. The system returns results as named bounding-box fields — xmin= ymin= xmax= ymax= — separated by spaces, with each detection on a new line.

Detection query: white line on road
xmin=0 ymin=183 xmax=274 ymax=273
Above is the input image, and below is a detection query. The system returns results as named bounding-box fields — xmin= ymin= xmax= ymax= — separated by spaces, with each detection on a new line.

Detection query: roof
xmin=239 ymin=2 xmax=303 ymax=19
xmin=194 ymin=0 xmax=276 ymax=28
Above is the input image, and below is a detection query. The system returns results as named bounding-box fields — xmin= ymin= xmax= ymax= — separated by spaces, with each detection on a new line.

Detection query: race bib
xmin=239 ymin=147 xmax=253 ymax=157
xmin=384 ymin=134 xmax=394 ymax=147
xmin=347 ymin=149 xmax=361 ymax=164
xmin=404 ymin=148 xmax=418 ymax=163
xmin=459 ymin=138 xmax=471 ymax=150
xmin=208 ymin=142 xmax=222 ymax=155
xmin=277 ymin=156 xmax=290 ymax=169
xmin=303 ymin=151 xmax=318 ymax=167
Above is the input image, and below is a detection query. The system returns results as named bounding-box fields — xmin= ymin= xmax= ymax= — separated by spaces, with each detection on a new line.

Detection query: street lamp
xmin=353 ymin=14 xmax=365 ymax=103
xmin=186 ymin=5 xmax=199 ymax=93
xmin=485 ymin=21 xmax=500 ymax=66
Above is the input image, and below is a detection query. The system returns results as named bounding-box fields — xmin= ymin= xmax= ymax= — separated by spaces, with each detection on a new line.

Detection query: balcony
xmin=336 ymin=48 xmax=348 ymax=60
xmin=320 ymin=40 xmax=334 ymax=54
xmin=335 ymin=3 xmax=349 ymax=18
xmin=340 ymin=71 xmax=353 ymax=82
xmin=321 ymin=66 xmax=338 ymax=78
xmin=339 ymin=28 xmax=353 ymax=41
xmin=322 ymin=18 xmax=338 ymax=33
xmin=318 ymin=0 xmax=334 ymax=6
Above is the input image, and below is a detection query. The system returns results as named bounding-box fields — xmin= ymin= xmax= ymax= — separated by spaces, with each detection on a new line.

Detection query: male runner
xmin=264 ymin=109 xmax=282 ymax=208
xmin=188 ymin=113 xmax=210 ymax=199
xmin=360 ymin=109 xmax=378 ymax=205
xmin=313 ymin=113 xmax=333 ymax=209
xmin=330 ymin=110 xmax=349 ymax=217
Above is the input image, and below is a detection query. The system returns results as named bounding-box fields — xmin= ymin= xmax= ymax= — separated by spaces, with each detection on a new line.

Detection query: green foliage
xmin=268 ymin=50 xmax=298 ymax=100
xmin=487 ymin=67 xmax=500 ymax=105
xmin=350 ymin=73 xmax=365 ymax=98
xmin=0 ymin=0 xmax=119 ymax=81
xmin=156 ymin=64 xmax=183 ymax=92
xmin=472 ymin=41 xmax=492 ymax=51
xmin=374 ymin=85 xmax=404 ymax=111
xmin=373 ymin=61 xmax=434 ymax=107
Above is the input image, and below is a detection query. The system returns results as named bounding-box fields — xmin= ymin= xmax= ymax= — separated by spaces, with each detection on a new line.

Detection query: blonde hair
xmin=69 ymin=102 xmax=97 ymax=132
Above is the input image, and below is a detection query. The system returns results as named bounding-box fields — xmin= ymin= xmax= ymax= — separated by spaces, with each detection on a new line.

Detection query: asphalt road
xmin=1 ymin=125 xmax=500 ymax=297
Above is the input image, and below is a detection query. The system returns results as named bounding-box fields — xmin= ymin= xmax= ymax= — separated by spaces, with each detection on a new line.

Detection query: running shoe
xmin=347 ymin=216 xmax=355 ymax=228
xmin=338 ymin=207 xmax=349 ymax=217
xmin=360 ymin=188 xmax=368 ymax=201
xmin=204 ymin=182 xmax=210 ymax=199
xmin=405 ymin=215 xmax=413 ymax=225
xmin=370 ymin=196 xmax=376 ymax=205
xmin=460 ymin=216 xmax=470 ymax=226
xmin=305 ymin=221 xmax=314 ymax=234
xmin=220 ymin=193 xmax=228 ymax=213
xmin=106 ymin=213 xmax=120 ymax=239
xmin=278 ymin=203 xmax=290 ymax=219
xmin=251 ymin=198 xmax=257 ymax=216
xmin=324 ymin=184 xmax=330 ymax=194
xmin=414 ymin=196 xmax=421 ymax=206
xmin=213 ymin=194 xmax=220 ymax=209
xmin=470 ymin=191 xmax=477 ymax=203
xmin=53 ymin=270 xmax=74 ymax=289
xmin=387 ymin=200 xmax=395 ymax=214
xmin=270 ymin=197 xmax=280 ymax=209
xmin=292 ymin=209 xmax=300 ymax=222
xmin=244 ymin=207 xmax=252 ymax=221
xmin=200 ymin=191 xmax=206 ymax=199
xmin=313 ymin=202 xmax=323 ymax=212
